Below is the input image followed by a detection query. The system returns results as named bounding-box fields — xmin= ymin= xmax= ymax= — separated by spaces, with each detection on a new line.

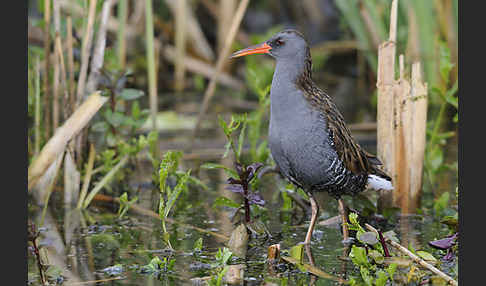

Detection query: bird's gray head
xmin=231 ymin=29 xmax=310 ymax=62
xmin=266 ymin=30 xmax=309 ymax=60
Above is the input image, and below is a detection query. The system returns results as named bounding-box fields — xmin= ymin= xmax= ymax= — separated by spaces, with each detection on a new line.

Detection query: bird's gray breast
xmin=268 ymin=86 xmax=339 ymax=190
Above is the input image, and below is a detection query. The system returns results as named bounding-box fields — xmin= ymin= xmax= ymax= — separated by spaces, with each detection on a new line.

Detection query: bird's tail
xmin=367 ymin=174 xmax=393 ymax=191
xmin=363 ymin=151 xmax=393 ymax=190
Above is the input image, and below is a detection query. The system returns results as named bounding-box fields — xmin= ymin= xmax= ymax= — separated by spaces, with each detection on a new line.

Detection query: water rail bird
xmin=231 ymin=29 xmax=393 ymax=250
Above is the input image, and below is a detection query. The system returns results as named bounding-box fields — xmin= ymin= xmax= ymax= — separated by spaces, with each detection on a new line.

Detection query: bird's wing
xmin=323 ymin=99 xmax=371 ymax=174
xmin=300 ymin=84 xmax=381 ymax=176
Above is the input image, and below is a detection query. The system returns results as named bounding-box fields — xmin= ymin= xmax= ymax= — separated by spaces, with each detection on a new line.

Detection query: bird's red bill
xmin=230 ymin=43 xmax=272 ymax=58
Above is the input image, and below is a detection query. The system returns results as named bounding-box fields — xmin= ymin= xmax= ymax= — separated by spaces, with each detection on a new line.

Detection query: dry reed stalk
xmin=174 ymin=0 xmax=187 ymax=92
xmin=365 ymin=223 xmax=457 ymax=286
xmin=35 ymin=57 xmax=41 ymax=156
xmin=43 ymin=0 xmax=52 ymax=140
xmin=163 ymin=45 xmax=244 ymax=90
xmin=191 ymin=0 xmax=251 ymax=145
xmin=75 ymin=0 xmax=98 ymax=105
xmin=53 ymin=0 xmax=63 ymax=128
xmin=28 ymin=92 xmax=108 ymax=190
xmin=66 ymin=16 xmax=75 ymax=109
xmin=218 ymin=0 xmax=236 ymax=52
xmin=52 ymin=43 xmax=60 ymax=131
xmin=86 ymin=0 xmax=113 ymax=94
xmin=389 ymin=58 xmax=428 ymax=213
xmin=77 ymin=143 xmax=96 ymax=209
xmin=393 ymin=54 xmax=411 ymax=212
xmin=200 ymin=0 xmax=250 ymax=45
xmin=145 ymin=0 xmax=158 ymax=131
xmin=218 ymin=0 xmax=236 ymax=72
xmin=63 ymin=149 xmax=80 ymax=205
xmin=376 ymin=0 xmax=398 ymax=210
xmin=407 ymin=63 xmax=427 ymax=211
xmin=377 ymin=0 xmax=428 ymax=213
xmin=77 ymin=0 xmax=112 ymax=168
xmin=55 ymin=34 xmax=70 ymax=119
xmin=406 ymin=6 xmax=420 ymax=62
xmin=36 ymin=152 xmax=65 ymax=207
xmin=165 ymin=0 xmax=215 ymax=62
xmin=82 ymin=154 xmax=130 ymax=209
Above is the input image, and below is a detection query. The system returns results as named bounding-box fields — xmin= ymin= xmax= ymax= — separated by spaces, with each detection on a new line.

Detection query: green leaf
xmin=193 ymin=238 xmax=203 ymax=252
xmin=158 ymin=194 xmax=166 ymax=220
xmin=236 ymin=114 xmax=248 ymax=160
xmin=289 ymin=244 xmax=306 ymax=272
xmin=214 ymin=247 xmax=233 ymax=266
xmin=119 ymin=88 xmax=145 ymax=100
xmin=427 ymin=146 xmax=443 ymax=171
xmin=434 ymin=191 xmax=450 ymax=215
xmin=213 ymin=196 xmax=241 ymax=209
xmin=92 ymin=121 xmax=108 ymax=132
xmin=439 ymin=42 xmax=454 ymax=84
xmin=218 ymin=115 xmax=230 ymax=136
xmin=386 ymin=263 xmax=397 ymax=280
xmin=281 ymin=191 xmax=293 ymax=211
xmin=348 ymin=212 xmax=365 ymax=233
xmin=349 ymin=245 xmax=370 ymax=267
xmin=368 ymin=249 xmax=384 ymax=264
xmin=289 ymin=244 xmax=304 ymax=264
xmin=159 ymin=151 xmax=183 ymax=193
xmin=105 ymin=110 xmax=126 ymax=128
xmin=360 ymin=266 xmax=374 ymax=286
xmin=200 ymin=163 xmax=239 ymax=179
xmin=131 ymin=101 xmax=141 ymax=119
xmin=164 ymin=171 xmax=190 ymax=218
xmin=417 ymin=251 xmax=437 ymax=262
xmin=375 ymin=270 xmax=389 ymax=286
xmin=445 ymin=80 xmax=458 ymax=108
xmin=358 ymin=231 xmax=379 ymax=245
xmin=222 ymin=141 xmax=232 ymax=159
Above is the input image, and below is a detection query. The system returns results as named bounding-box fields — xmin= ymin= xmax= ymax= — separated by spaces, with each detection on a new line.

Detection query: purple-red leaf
xmin=235 ymin=162 xmax=244 ymax=177
xmin=227 ymin=177 xmax=242 ymax=185
xmin=247 ymin=192 xmax=265 ymax=206
xmin=443 ymin=249 xmax=455 ymax=261
xmin=225 ymin=184 xmax=244 ymax=194
xmin=246 ymin=163 xmax=264 ymax=181
xmin=428 ymin=233 xmax=458 ymax=250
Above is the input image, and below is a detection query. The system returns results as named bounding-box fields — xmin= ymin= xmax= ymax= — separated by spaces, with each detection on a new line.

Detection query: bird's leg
xmin=304 ymin=192 xmax=319 ymax=266
xmin=338 ymin=199 xmax=349 ymax=241
xmin=304 ymin=192 xmax=319 ymax=245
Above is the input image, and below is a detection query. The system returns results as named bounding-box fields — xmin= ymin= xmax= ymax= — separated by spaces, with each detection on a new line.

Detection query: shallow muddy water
xmin=28 ymin=152 xmax=456 ymax=285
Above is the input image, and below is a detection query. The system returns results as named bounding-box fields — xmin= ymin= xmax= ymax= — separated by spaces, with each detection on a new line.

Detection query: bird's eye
xmin=275 ymin=39 xmax=284 ymax=46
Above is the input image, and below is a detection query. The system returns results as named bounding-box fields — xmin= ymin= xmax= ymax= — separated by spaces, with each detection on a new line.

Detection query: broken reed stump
xmin=376 ymin=0 xmax=428 ymax=214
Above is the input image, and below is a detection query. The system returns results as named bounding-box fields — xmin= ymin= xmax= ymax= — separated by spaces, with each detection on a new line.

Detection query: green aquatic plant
xmin=207 ymin=247 xmax=233 ymax=286
xmin=140 ymin=256 xmax=176 ymax=275
xmin=117 ymin=192 xmax=138 ymax=219
xmin=157 ymin=150 xmax=187 ymax=249
xmin=424 ymin=41 xmax=458 ymax=188
xmin=155 ymin=150 xmax=208 ymax=249
xmin=202 ymin=114 xmax=265 ymax=223
xmin=92 ymin=68 xmax=149 ymax=146
xmin=347 ymin=213 xmax=397 ymax=286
